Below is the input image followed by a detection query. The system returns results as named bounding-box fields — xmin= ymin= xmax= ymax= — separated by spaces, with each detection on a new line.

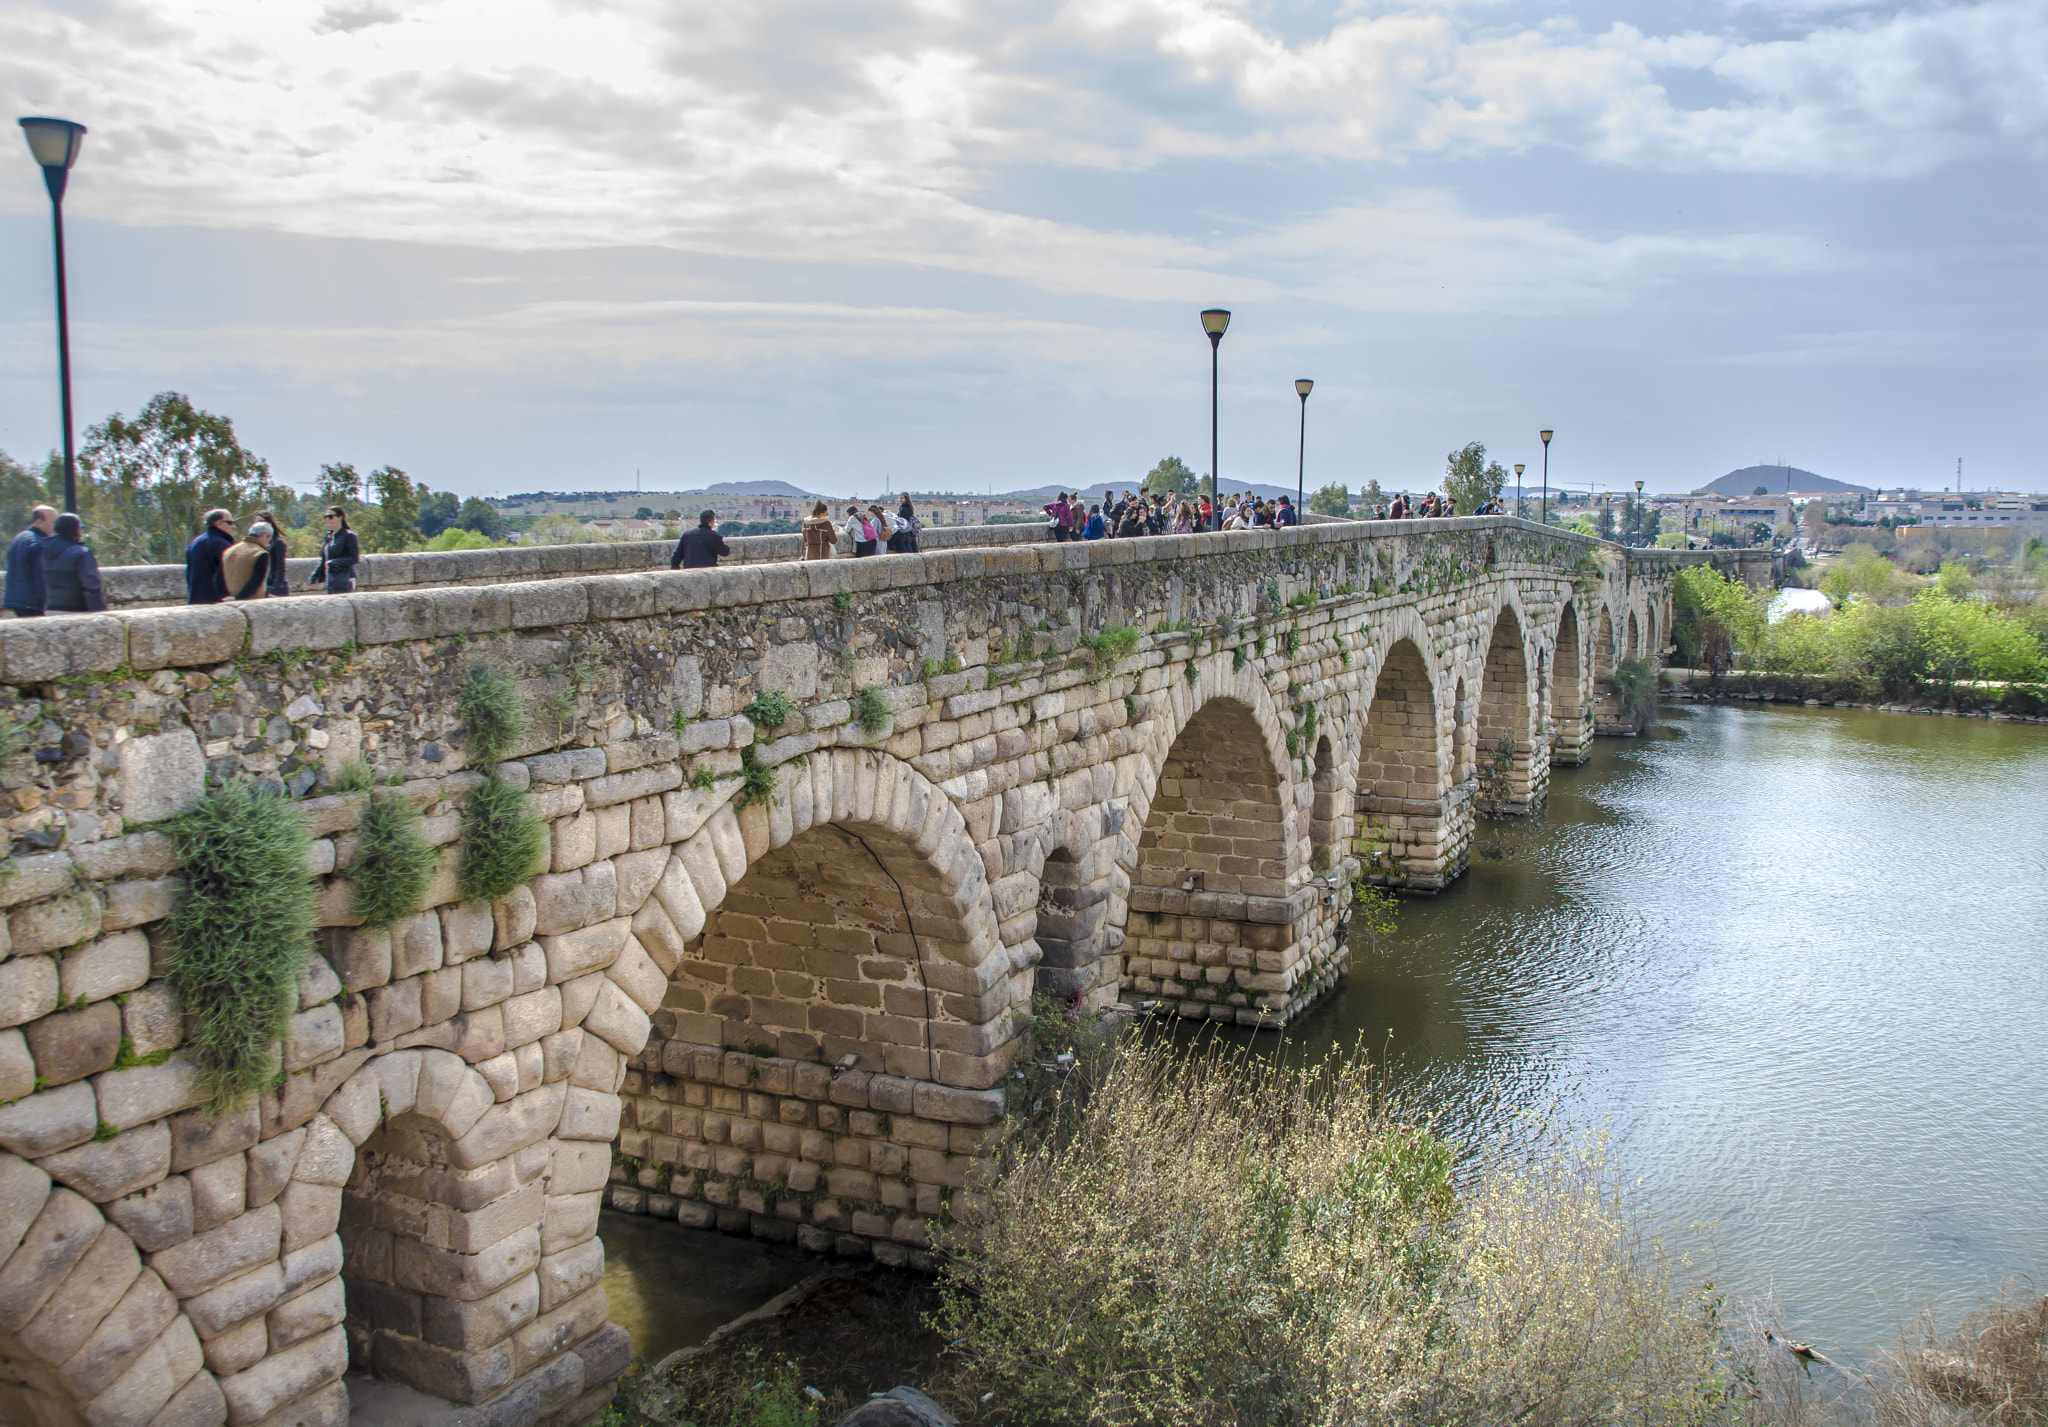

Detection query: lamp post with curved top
xmin=1201 ymin=309 xmax=1230 ymax=531
xmin=1294 ymin=378 xmax=1313 ymax=521
xmin=1514 ymin=463 xmax=1525 ymax=519
xmin=17 ymin=116 xmax=86 ymax=514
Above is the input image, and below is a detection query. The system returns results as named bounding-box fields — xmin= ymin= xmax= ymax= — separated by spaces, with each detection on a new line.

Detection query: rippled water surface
xmin=1288 ymin=703 xmax=2048 ymax=1360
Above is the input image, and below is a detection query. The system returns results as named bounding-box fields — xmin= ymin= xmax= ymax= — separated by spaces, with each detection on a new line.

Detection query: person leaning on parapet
xmin=185 ymin=507 xmax=237 ymax=604
xmin=846 ymin=505 xmax=878 ymax=558
xmin=4 ymin=504 xmax=56 ymax=617
xmin=671 ymin=509 xmax=730 ymax=570
xmin=1276 ymin=494 xmax=1299 ymax=528
xmin=221 ymin=522 xmax=275 ymax=601
xmin=40 ymin=513 xmax=106 ymax=613
xmin=801 ymin=501 xmax=837 ymax=561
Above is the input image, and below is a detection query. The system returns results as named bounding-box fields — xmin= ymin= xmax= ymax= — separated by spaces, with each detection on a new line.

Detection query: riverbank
xmin=1657 ymin=666 xmax=2048 ymax=720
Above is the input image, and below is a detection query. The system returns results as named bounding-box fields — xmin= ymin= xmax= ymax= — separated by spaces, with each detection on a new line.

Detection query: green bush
xmin=853 ymin=685 xmax=891 ymax=738
xmin=457 ymin=775 xmax=548 ymax=904
xmin=742 ymin=690 xmax=797 ymax=730
xmin=1080 ymin=624 xmax=1141 ymax=679
xmin=166 ymin=783 xmax=319 ymax=1114
xmin=458 ymin=662 xmax=529 ymax=765
xmin=328 ymin=759 xmax=374 ymax=794
xmin=1610 ymin=656 xmax=1661 ymax=730
xmin=350 ymin=793 xmax=438 ymax=930
xmin=736 ymin=746 xmax=778 ymax=810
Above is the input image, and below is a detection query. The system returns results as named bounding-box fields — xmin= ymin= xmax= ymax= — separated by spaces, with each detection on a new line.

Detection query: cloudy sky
xmin=1 ymin=0 xmax=2042 ymax=499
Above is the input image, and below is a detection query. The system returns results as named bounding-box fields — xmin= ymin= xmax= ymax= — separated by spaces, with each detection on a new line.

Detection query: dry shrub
xmin=1870 ymin=1290 xmax=2047 ymax=1427
xmin=934 ymin=1036 xmax=1721 ymax=1427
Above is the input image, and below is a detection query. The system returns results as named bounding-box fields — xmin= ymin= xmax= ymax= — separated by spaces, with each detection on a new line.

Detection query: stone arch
xmin=1625 ymin=610 xmax=1640 ymax=661
xmin=608 ymin=748 xmax=1017 ymax=1265
xmin=1451 ymin=676 xmax=1473 ymax=787
xmin=1550 ymin=600 xmax=1587 ymax=765
xmin=1120 ymin=666 xmax=1326 ymax=1025
xmin=1353 ymin=631 xmax=1463 ymax=889
xmin=1475 ymin=603 xmax=1537 ymax=812
xmin=1595 ymin=605 xmax=1617 ymax=683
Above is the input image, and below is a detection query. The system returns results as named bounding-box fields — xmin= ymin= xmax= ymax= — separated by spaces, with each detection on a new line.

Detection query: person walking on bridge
xmin=39 ymin=514 xmax=106 ymax=613
xmin=4 ymin=504 xmax=55 ymax=617
xmin=185 ymin=508 xmax=237 ymax=604
xmin=671 ymin=509 xmax=730 ymax=569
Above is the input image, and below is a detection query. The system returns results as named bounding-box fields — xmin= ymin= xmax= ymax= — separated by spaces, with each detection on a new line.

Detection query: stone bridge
xmin=0 ymin=518 xmax=1710 ymax=1427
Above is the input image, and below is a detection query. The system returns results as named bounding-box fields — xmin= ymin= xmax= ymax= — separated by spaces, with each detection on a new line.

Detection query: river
xmin=603 ymin=701 xmax=2048 ymax=1366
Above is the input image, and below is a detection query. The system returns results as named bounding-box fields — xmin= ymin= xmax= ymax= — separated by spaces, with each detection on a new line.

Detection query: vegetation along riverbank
xmin=606 ymin=999 xmax=2047 ymax=1427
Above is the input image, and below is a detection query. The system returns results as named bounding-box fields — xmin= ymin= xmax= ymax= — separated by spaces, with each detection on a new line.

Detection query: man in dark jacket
xmin=670 ymin=510 xmax=730 ymax=570
xmin=185 ymin=508 xmax=236 ymax=604
xmin=40 ymin=514 xmax=106 ymax=612
xmin=1275 ymin=494 xmax=1299 ymax=527
xmin=4 ymin=505 xmax=55 ymax=617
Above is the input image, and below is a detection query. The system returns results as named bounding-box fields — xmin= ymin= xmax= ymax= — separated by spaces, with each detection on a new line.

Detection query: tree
xmin=76 ymin=392 xmax=276 ymax=565
xmin=417 ymin=489 xmax=460 ymax=538
xmin=317 ymin=462 xmax=362 ymax=509
xmin=360 ymin=466 xmax=423 ymax=554
xmin=1360 ymin=478 xmax=1385 ymax=511
xmin=634 ymin=506 xmax=655 ymax=519
xmin=0 ymin=449 xmax=47 ymax=541
xmin=1753 ymin=485 xmax=1770 ymax=496
xmin=457 ymin=498 xmax=508 ymax=539
xmin=1442 ymin=442 xmax=1507 ymax=513
xmin=1308 ymin=484 xmax=1351 ymax=518
xmin=1143 ymin=456 xmax=1199 ymax=499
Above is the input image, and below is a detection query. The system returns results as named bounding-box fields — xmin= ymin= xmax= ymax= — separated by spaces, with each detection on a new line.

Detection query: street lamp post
xmin=1634 ymin=479 xmax=1645 ymax=546
xmin=18 ymin=117 xmax=87 ymax=514
xmin=1539 ymin=429 xmax=1553 ymax=526
xmin=1201 ymin=309 xmax=1230 ymax=531
xmin=1294 ymin=378 xmax=1313 ymax=521
xmin=1514 ymin=463 xmax=1525 ymax=520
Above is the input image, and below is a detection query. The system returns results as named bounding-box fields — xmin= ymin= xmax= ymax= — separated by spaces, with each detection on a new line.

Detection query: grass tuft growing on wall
xmin=329 ymin=759 xmax=374 ymax=794
xmin=742 ymin=690 xmax=798 ymax=729
xmin=853 ymin=685 xmax=892 ymax=738
xmin=736 ymin=745 xmax=779 ymax=810
xmin=166 ymin=782 xmax=318 ymax=1115
xmin=457 ymin=775 xmax=548 ymax=904
xmin=1079 ymin=624 xmax=1141 ymax=681
xmin=351 ymin=792 xmax=439 ymax=930
xmin=458 ymin=662 xmax=529 ymax=765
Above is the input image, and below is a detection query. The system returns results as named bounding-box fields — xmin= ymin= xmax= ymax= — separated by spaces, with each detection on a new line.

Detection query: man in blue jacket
xmin=185 ymin=507 xmax=237 ymax=604
xmin=4 ymin=505 xmax=55 ymax=617
xmin=40 ymin=514 xmax=106 ymax=612
xmin=670 ymin=510 xmax=730 ymax=569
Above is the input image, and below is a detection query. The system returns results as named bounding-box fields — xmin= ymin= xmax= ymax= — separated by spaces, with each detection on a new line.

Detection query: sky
xmin=0 ymin=0 xmax=2043 ymax=501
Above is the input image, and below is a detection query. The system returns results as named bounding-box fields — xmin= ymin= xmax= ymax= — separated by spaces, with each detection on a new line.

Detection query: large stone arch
xmin=1625 ymin=610 xmax=1640 ymax=662
xmin=1550 ymin=599 xmax=1590 ymax=765
xmin=1119 ymin=662 xmax=1339 ymax=1025
xmin=1353 ymin=619 xmax=1467 ymax=892
xmin=1475 ymin=599 xmax=1542 ymax=813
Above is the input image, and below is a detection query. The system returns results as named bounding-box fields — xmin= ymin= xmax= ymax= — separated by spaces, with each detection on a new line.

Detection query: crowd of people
xmin=1037 ymin=489 xmax=1302 ymax=539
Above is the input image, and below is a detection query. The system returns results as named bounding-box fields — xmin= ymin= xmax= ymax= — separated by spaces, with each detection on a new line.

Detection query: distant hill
xmin=1700 ymin=465 xmax=1869 ymax=497
xmin=696 ymin=480 xmax=820 ymax=497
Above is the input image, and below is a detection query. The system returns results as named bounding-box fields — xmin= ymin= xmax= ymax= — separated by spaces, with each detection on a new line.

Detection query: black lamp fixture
xmin=1201 ymin=309 xmax=1230 ymax=531
xmin=18 ymin=116 xmax=86 ymax=514
xmin=1514 ymin=463 xmax=1525 ymax=519
xmin=1293 ymin=378 xmax=1313 ymax=522
xmin=1634 ymin=479 xmax=1645 ymax=546
xmin=1539 ymin=429 xmax=1554 ymax=527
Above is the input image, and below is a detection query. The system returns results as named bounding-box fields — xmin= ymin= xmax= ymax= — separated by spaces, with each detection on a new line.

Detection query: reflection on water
xmin=1284 ymin=703 xmax=2048 ymax=1359
xmin=598 ymin=1210 xmax=815 ymax=1365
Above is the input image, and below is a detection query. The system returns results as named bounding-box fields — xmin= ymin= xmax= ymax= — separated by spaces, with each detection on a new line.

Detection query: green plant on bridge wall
xmin=458 ymin=661 xmax=529 ymax=766
xmin=1609 ymin=657 xmax=1661 ymax=731
xmin=166 ymin=782 xmax=318 ymax=1114
xmin=458 ymin=774 xmax=548 ymax=904
xmin=1079 ymin=624 xmax=1140 ymax=682
xmin=351 ymin=792 xmax=438 ymax=930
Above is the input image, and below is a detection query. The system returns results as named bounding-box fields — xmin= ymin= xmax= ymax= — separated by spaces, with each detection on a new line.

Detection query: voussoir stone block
xmin=148 ymin=1201 xmax=281 ymax=1299
xmin=25 ymin=1001 xmax=124 ymax=1090
xmin=40 ymin=1119 xmax=172 ymax=1203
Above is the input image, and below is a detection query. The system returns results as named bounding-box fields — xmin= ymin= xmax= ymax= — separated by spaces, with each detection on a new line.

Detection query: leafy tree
xmin=316 ymin=462 xmax=362 ymax=509
xmin=1753 ymin=485 xmax=1770 ymax=496
xmin=0 ymin=449 xmax=48 ymax=540
xmin=1442 ymin=441 xmax=1507 ymax=513
xmin=1360 ymin=478 xmax=1385 ymax=511
xmin=634 ymin=506 xmax=655 ymax=519
xmin=1671 ymin=565 xmax=1768 ymax=673
xmin=361 ymin=466 xmax=422 ymax=554
xmin=1934 ymin=560 xmax=1975 ymax=602
xmin=426 ymin=526 xmax=495 ymax=551
xmin=1144 ymin=456 xmax=1199 ymax=499
xmin=1308 ymin=483 xmax=1351 ymax=518
xmin=76 ymin=392 xmax=279 ymax=565
xmin=417 ymin=489 xmax=460 ymax=538
xmin=457 ymin=497 xmax=508 ymax=539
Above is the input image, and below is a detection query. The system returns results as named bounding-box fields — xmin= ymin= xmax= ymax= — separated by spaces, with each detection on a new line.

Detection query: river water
xmin=603 ymin=702 xmax=2048 ymax=1366
xmin=1292 ymin=702 xmax=2048 ymax=1361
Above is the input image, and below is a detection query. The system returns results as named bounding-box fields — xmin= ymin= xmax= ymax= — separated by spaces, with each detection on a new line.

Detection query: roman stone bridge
xmin=0 ymin=518 xmax=1716 ymax=1427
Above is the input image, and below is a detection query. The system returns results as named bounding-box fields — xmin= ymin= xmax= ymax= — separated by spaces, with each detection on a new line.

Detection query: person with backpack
xmin=222 ymin=523 xmax=275 ymax=600
xmin=1044 ymin=493 xmax=1071 ymax=541
xmin=889 ymin=495 xmax=921 ymax=553
xmin=1082 ymin=504 xmax=1106 ymax=540
xmin=847 ymin=505 xmax=878 ymax=557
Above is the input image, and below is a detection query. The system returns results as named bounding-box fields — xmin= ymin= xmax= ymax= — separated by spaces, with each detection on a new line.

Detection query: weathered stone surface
xmin=0 ymin=954 xmax=60 ymax=1029
xmin=56 ymin=1266 xmax=177 ymax=1399
xmin=18 ymin=1212 xmax=140 ymax=1364
xmin=0 ymin=1028 xmax=33 ymax=1104
xmin=148 ymin=1202 xmax=282 ymax=1299
xmin=41 ymin=1120 xmax=173 ymax=1202
xmin=116 ymin=728 xmax=208 ymax=824
xmin=10 ymin=891 xmax=103 ymax=957
xmin=97 ymin=1057 xmax=206 ymax=1133
xmin=216 ymin=1321 xmax=346 ymax=1425
xmin=105 ymin=1176 xmax=194 ymax=1254
xmin=267 ymin=1271 xmax=345 ymax=1350
xmin=24 ymin=999 xmax=124 ymax=1086
xmin=0 ymin=1187 xmax=103 ymax=1331
xmin=182 ymin=1259 xmax=283 ymax=1340
xmin=0 ymin=1081 xmax=100 ymax=1157
xmin=59 ymin=930 xmax=152 ymax=1002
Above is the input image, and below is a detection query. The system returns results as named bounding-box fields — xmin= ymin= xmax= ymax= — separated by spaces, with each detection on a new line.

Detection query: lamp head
xmin=1295 ymin=378 xmax=1314 ymax=398
xmin=1514 ymin=464 xmax=1525 ymax=476
xmin=18 ymin=117 xmax=85 ymax=202
xmin=1200 ymin=308 xmax=1231 ymax=340
xmin=1635 ymin=480 xmax=1644 ymax=492
xmin=1539 ymin=429 xmax=1553 ymax=446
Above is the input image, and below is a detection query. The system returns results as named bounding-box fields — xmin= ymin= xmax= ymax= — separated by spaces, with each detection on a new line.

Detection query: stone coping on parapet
xmin=0 ymin=515 xmax=1654 ymax=685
